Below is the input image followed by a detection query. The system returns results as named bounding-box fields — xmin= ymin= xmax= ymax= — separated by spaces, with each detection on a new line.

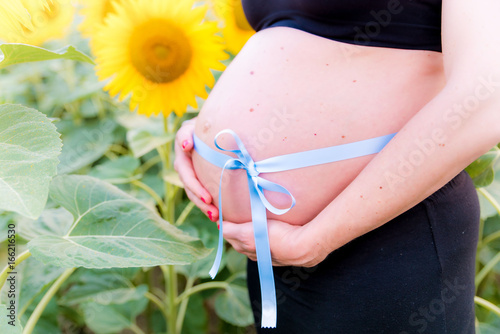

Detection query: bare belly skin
xmin=193 ymin=27 xmax=445 ymax=225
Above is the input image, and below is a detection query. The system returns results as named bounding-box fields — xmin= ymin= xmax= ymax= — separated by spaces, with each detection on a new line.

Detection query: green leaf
xmin=176 ymin=206 xmax=221 ymax=279
xmin=0 ymin=104 xmax=62 ymax=219
xmin=0 ymin=212 xmax=16 ymax=244
xmin=56 ymin=119 xmax=118 ymax=174
xmin=28 ymin=175 xmax=210 ymax=268
xmin=181 ymin=293 xmax=208 ymax=334
xmin=476 ymin=322 xmax=500 ymax=334
xmin=0 ymin=304 xmax=22 ymax=334
xmin=226 ymin=248 xmax=247 ymax=275
xmin=127 ymin=128 xmax=174 ymax=158
xmin=20 ymin=294 xmax=61 ymax=334
xmin=163 ymin=170 xmax=184 ymax=188
xmin=89 ymin=156 xmax=140 ymax=183
xmin=18 ymin=207 xmax=73 ymax=241
xmin=466 ymin=151 xmax=499 ymax=187
xmin=478 ymin=160 xmax=500 ymax=220
xmin=17 ymin=257 xmax=65 ymax=314
xmin=81 ymin=285 xmax=148 ymax=334
xmin=118 ymin=113 xmax=175 ymax=158
xmin=0 ymin=44 xmax=94 ymax=69
xmin=214 ymin=281 xmax=253 ymax=327
xmin=61 ymin=269 xmax=142 ymax=306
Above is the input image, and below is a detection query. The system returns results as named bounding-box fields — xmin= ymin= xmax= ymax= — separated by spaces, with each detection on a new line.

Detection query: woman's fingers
xmin=175 ymin=120 xmax=195 ymax=151
xmin=185 ymin=188 xmax=219 ymax=222
xmin=174 ymin=117 xmax=215 ymax=209
xmin=223 ymin=221 xmax=256 ymax=256
xmin=174 ymin=144 xmax=213 ymax=204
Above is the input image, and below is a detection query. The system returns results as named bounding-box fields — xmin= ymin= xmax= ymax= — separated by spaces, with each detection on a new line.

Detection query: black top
xmin=241 ymin=0 xmax=442 ymax=52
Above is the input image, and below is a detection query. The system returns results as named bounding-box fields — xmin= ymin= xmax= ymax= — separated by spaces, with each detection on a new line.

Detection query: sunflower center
xmin=153 ymin=44 xmax=171 ymax=59
xmin=129 ymin=19 xmax=192 ymax=84
xmin=233 ymin=0 xmax=253 ymax=31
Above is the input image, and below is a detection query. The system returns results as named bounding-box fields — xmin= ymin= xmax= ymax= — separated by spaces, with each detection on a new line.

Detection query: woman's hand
xmin=174 ymin=117 xmax=219 ymax=222
xmin=222 ymin=219 xmax=331 ymax=267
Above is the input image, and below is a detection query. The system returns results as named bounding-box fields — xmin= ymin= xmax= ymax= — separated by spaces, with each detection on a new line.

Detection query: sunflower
xmin=0 ymin=0 xmax=74 ymax=46
xmin=78 ymin=0 xmax=124 ymax=38
xmin=213 ymin=0 xmax=255 ymax=55
xmin=93 ymin=0 xmax=227 ymax=117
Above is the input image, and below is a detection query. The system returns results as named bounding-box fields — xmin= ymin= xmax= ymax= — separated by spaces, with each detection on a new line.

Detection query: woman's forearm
xmin=311 ymin=76 xmax=500 ymax=253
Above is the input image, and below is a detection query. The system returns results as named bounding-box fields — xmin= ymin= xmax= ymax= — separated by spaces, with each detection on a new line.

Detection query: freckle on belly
xmin=203 ymin=121 xmax=211 ymax=133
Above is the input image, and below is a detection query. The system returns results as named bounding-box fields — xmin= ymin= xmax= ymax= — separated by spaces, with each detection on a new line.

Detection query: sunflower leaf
xmin=56 ymin=119 xmax=118 ymax=175
xmin=0 ymin=304 xmax=22 ymax=334
xmin=28 ymin=175 xmax=210 ymax=268
xmin=466 ymin=150 xmax=499 ymax=188
xmin=214 ymin=281 xmax=253 ymax=327
xmin=16 ymin=257 xmax=66 ymax=314
xmin=61 ymin=269 xmax=141 ymax=306
xmin=127 ymin=128 xmax=175 ymax=158
xmin=0 ymin=44 xmax=94 ymax=69
xmin=81 ymin=286 xmax=148 ymax=334
xmin=0 ymin=104 xmax=62 ymax=219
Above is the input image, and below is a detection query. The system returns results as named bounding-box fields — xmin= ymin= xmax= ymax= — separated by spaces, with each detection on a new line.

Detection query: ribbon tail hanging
xmin=209 ymin=159 xmax=239 ymax=279
xmin=248 ymin=175 xmax=277 ymax=328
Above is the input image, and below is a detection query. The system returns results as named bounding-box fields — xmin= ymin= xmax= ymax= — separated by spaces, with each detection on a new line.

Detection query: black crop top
xmin=241 ymin=0 xmax=442 ymax=52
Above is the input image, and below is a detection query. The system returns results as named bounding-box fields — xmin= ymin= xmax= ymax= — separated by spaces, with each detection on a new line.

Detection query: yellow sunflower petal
xmin=79 ymin=0 xmax=125 ymax=38
xmin=0 ymin=0 xmax=74 ymax=45
xmin=212 ymin=0 xmax=255 ymax=55
xmin=93 ymin=0 xmax=228 ymax=118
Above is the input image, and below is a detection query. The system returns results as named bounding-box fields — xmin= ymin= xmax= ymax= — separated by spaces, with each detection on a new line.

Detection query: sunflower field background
xmin=0 ymin=1 xmax=499 ymax=334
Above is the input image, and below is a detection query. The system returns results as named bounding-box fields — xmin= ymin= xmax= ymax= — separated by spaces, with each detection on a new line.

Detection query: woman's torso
xmin=193 ymin=2 xmax=445 ymax=225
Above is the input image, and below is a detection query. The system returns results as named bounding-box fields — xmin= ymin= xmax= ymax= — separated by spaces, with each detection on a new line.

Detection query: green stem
xmin=475 ymin=251 xmax=500 ymax=288
xmin=23 ymin=268 xmax=75 ymax=334
xmin=131 ymin=180 xmax=168 ymax=217
xmin=176 ymin=281 xmax=229 ymax=304
xmin=175 ymin=277 xmax=195 ymax=334
xmin=0 ymin=250 xmax=31 ymax=292
xmin=482 ymin=230 xmax=500 ymax=247
xmin=476 ymin=216 xmax=485 ymax=275
xmin=109 ymin=144 xmax=129 ymax=155
xmin=478 ymin=217 xmax=485 ymax=247
xmin=104 ymin=151 xmax=118 ymax=161
xmin=478 ymin=188 xmax=500 ymax=216
xmin=161 ymin=265 xmax=178 ymax=334
xmin=474 ymin=296 xmax=500 ymax=318
xmin=152 ymin=287 xmax=166 ymax=300
xmin=175 ymin=202 xmax=195 ymax=226
xmin=157 ymin=145 xmax=170 ymax=202
xmin=130 ymin=322 xmax=146 ymax=334
xmin=140 ymin=155 xmax=162 ymax=174
xmin=145 ymin=291 xmax=168 ymax=320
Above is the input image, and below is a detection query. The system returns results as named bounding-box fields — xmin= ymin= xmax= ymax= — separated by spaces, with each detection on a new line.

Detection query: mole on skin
xmin=203 ymin=121 xmax=211 ymax=133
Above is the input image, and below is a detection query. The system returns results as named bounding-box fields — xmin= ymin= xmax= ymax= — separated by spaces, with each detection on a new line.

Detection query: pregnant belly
xmin=192 ymin=27 xmax=445 ymax=225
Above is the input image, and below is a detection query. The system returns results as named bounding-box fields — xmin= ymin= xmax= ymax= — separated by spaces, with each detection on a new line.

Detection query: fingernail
xmin=182 ymin=140 xmax=189 ymax=150
xmin=207 ymin=211 xmax=213 ymax=221
xmin=201 ymin=197 xmax=206 ymax=204
xmin=217 ymin=222 xmax=220 ymax=230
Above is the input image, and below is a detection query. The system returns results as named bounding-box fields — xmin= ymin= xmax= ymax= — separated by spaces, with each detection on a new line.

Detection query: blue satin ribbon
xmin=193 ymin=129 xmax=397 ymax=328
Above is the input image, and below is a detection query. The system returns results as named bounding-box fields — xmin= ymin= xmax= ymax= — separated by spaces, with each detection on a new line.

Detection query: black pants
xmin=248 ymin=170 xmax=480 ymax=334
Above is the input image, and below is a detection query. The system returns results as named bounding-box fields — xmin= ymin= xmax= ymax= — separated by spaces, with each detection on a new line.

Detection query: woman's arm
xmin=222 ymin=0 xmax=500 ymax=266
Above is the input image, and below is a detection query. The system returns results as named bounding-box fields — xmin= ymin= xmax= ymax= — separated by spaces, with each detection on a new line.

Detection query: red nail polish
xmin=217 ymin=222 xmax=220 ymax=230
xmin=201 ymin=197 xmax=206 ymax=204
xmin=207 ymin=211 xmax=213 ymax=221
xmin=182 ymin=140 xmax=189 ymax=150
